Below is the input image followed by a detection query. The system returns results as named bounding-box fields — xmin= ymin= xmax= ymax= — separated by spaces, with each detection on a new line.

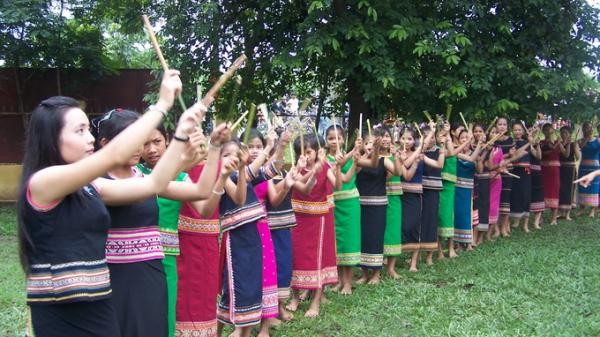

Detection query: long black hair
xmin=17 ymin=96 xmax=81 ymax=273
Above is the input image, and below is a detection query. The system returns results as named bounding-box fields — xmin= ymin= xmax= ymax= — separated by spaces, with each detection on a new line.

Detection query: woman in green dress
xmin=325 ymin=125 xmax=361 ymax=295
xmin=437 ymin=123 xmax=471 ymax=258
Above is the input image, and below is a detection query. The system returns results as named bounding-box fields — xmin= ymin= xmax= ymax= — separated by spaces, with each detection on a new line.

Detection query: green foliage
xmin=1 ymin=0 xmax=599 ymax=125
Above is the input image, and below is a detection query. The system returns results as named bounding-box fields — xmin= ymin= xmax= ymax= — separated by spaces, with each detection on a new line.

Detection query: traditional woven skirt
xmin=454 ymin=187 xmax=473 ymax=243
xmin=402 ymin=192 xmax=422 ymax=252
xmin=542 ymin=165 xmax=560 ymax=209
xmin=360 ymin=204 xmax=387 ymax=268
xmin=499 ymin=174 xmax=513 ymax=215
xmin=476 ymin=176 xmax=491 ymax=231
xmin=162 ymin=255 xmax=177 ymax=337
xmin=271 ymin=228 xmax=292 ymax=300
xmin=217 ymin=222 xmax=263 ymax=327
xmin=510 ymin=167 xmax=532 ymax=218
xmin=257 ymin=220 xmax=278 ymax=319
xmin=333 ymin=197 xmax=361 ymax=266
xmin=384 ymin=195 xmax=402 ymax=256
xmin=176 ymin=231 xmax=220 ymax=337
xmin=109 ymin=259 xmax=167 ymax=337
xmin=420 ymin=190 xmax=439 ymax=251
xmin=290 ymin=212 xmax=338 ymax=289
xmin=438 ymin=181 xmax=455 ymax=238
xmin=559 ymin=163 xmax=577 ymax=210
xmin=577 ymin=160 xmax=600 ymax=207
xmin=530 ymin=169 xmax=545 ymax=213
xmin=29 ymin=299 xmax=120 ymax=337
xmin=489 ymin=175 xmax=502 ymax=224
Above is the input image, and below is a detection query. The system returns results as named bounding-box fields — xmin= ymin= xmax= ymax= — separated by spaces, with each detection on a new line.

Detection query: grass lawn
xmin=1 ymin=205 xmax=599 ymax=337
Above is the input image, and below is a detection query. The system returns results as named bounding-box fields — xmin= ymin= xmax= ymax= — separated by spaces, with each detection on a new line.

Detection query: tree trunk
xmin=315 ymin=77 xmax=328 ymax=131
xmin=332 ymin=0 xmax=371 ymax=136
xmin=347 ymin=76 xmax=370 ymax=136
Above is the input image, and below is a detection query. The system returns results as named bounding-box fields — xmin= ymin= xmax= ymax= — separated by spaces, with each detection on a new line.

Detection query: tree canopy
xmin=2 ymin=0 xmax=599 ymax=129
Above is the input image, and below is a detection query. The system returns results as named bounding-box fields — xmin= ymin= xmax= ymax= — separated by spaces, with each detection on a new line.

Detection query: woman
xmin=494 ymin=117 xmax=516 ymax=237
xmin=17 ymin=70 xmax=193 ymax=336
xmin=558 ymin=126 xmax=579 ymax=220
xmin=509 ymin=122 xmax=532 ymax=232
xmin=577 ymin=122 xmax=600 ymax=217
xmin=540 ymin=123 xmax=562 ymax=225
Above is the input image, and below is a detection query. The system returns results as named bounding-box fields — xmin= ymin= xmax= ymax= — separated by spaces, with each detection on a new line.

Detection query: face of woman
xmin=247 ymin=137 xmax=264 ymax=162
xmin=496 ymin=118 xmax=508 ymax=134
xmin=381 ymin=132 xmax=392 ymax=149
xmin=221 ymin=143 xmax=239 ymax=159
xmin=542 ymin=125 xmax=553 ymax=137
xmin=59 ymin=108 xmax=96 ymax=164
xmin=452 ymin=126 xmax=465 ymax=140
xmin=305 ymin=146 xmax=317 ymax=166
xmin=459 ymin=132 xmax=470 ymax=144
xmin=436 ymin=132 xmax=446 ymax=145
xmin=326 ymin=130 xmax=344 ymax=153
xmin=473 ymin=127 xmax=486 ymax=142
xmin=364 ymin=139 xmax=374 ymax=155
xmin=512 ymin=124 xmax=524 ymax=139
xmin=489 ymin=126 xmax=498 ymax=139
xmin=401 ymin=132 xmax=415 ymax=150
xmin=560 ymin=129 xmax=570 ymax=141
xmin=142 ymin=129 xmax=168 ymax=168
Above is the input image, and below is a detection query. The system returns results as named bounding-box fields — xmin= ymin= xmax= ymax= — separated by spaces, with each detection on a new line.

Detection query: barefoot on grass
xmin=279 ymin=305 xmax=294 ymax=321
xmin=340 ymin=283 xmax=353 ymax=295
xmin=355 ymin=276 xmax=368 ymax=285
xmin=285 ymin=298 xmax=299 ymax=312
xmin=387 ymin=268 xmax=401 ymax=279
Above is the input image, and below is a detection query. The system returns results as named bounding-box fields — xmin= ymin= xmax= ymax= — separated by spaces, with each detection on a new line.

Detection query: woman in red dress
xmin=540 ymin=123 xmax=564 ymax=225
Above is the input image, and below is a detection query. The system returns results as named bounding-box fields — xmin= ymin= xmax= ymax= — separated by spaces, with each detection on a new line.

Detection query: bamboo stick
xmin=203 ymin=54 xmax=247 ymax=102
xmin=242 ymin=103 xmax=257 ymax=144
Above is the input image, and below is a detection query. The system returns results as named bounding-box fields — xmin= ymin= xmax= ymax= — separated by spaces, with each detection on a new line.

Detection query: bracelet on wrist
xmin=212 ymin=188 xmax=225 ymax=195
xmin=173 ymin=134 xmax=189 ymax=142
xmin=148 ymin=105 xmax=168 ymax=118
xmin=209 ymin=139 xmax=222 ymax=150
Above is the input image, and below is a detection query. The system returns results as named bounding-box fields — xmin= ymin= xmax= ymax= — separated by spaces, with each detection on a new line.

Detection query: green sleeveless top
xmin=327 ymin=155 xmax=359 ymax=200
xmin=441 ymin=155 xmax=457 ymax=183
xmin=385 ymin=155 xmax=403 ymax=195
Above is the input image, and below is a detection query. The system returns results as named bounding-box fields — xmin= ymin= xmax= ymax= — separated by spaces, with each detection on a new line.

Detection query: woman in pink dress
xmin=487 ymin=126 xmax=505 ymax=240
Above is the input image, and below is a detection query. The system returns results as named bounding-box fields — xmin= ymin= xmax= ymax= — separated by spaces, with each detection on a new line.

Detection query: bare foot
xmin=304 ymin=302 xmax=320 ymax=318
xmin=438 ymin=252 xmax=446 ymax=260
xmin=387 ymin=268 xmax=401 ymax=279
xmin=449 ymin=251 xmax=458 ymax=258
xmin=565 ymin=216 xmax=572 ymax=221
xmin=355 ymin=276 xmax=368 ymax=285
xmin=340 ymin=283 xmax=353 ymax=295
xmin=466 ymin=245 xmax=474 ymax=252
xmin=268 ymin=318 xmax=282 ymax=327
xmin=279 ymin=306 xmax=294 ymax=321
xmin=330 ymin=283 xmax=342 ymax=293
xmin=523 ymin=226 xmax=530 ymax=233
xmin=408 ymin=266 xmax=418 ymax=272
xmin=320 ymin=294 xmax=331 ymax=305
xmin=298 ymin=290 xmax=309 ymax=301
xmin=425 ymin=254 xmax=433 ymax=266
xmin=285 ymin=298 xmax=299 ymax=312
xmin=367 ymin=275 xmax=380 ymax=285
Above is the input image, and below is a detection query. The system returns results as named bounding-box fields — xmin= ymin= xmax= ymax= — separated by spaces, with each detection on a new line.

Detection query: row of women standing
xmin=19 ymin=74 xmax=600 ymax=337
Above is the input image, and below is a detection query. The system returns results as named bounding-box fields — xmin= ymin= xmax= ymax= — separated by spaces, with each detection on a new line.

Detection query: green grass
xmin=1 ymin=205 xmax=599 ymax=337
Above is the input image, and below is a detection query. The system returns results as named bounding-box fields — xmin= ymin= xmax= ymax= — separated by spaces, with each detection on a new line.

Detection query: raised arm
xmin=191 ymin=156 xmax=239 ymax=216
xmin=28 ymin=70 xmax=182 ymax=206
xmin=95 ymin=102 xmax=208 ymax=204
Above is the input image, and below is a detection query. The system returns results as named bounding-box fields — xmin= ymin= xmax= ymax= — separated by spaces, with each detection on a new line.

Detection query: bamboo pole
xmin=142 ymin=15 xmax=187 ymax=111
